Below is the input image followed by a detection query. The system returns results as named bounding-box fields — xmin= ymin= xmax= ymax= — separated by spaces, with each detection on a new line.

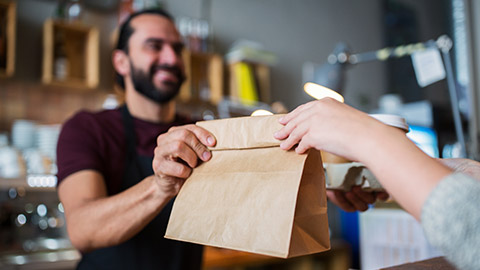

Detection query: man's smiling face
xmin=126 ymin=14 xmax=185 ymax=104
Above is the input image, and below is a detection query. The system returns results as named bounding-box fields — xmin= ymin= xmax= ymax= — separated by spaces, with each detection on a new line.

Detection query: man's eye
xmin=173 ymin=45 xmax=184 ymax=55
xmin=146 ymin=43 xmax=162 ymax=51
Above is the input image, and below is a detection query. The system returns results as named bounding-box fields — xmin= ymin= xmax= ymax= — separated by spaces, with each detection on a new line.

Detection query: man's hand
xmin=152 ymin=124 xmax=216 ymax=197
xmin=327 ymin=187 xmax=389 ymax=212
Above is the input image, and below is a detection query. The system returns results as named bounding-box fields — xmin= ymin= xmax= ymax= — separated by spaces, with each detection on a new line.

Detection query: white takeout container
xmin=323 ymin=114 xmax=408 ymax=191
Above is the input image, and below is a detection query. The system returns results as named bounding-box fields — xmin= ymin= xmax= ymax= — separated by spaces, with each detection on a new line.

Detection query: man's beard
xmin=130 ymin=61 xmax=185 ymax=104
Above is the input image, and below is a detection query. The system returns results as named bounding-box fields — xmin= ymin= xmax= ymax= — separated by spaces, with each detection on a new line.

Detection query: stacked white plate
xmin=0 ymin=146 xmax=21 ymax=178
xmin=36 ymin=124 xmax=61 ymax=162
xmin=11 ymin=120 xmax=37 ymax=150
xmin=0 ymin=132 xmax=8 ymax=147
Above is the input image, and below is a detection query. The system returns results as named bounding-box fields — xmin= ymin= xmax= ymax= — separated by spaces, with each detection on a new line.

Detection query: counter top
xmin=381 ymin=256 xmax=456 ymax=269
xmin=0 ymin=249 xmax=80 ymax=270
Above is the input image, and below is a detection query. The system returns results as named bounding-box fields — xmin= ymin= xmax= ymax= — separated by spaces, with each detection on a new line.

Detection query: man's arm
xmin=58 ymin=171 xmax=170 ymax=252
xmin=58 ymin=124 xmax=216 ymax=253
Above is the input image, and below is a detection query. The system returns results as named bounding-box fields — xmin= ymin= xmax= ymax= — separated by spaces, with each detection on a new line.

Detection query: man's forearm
xmin=65 ymin=175 xmax=172 ymax=252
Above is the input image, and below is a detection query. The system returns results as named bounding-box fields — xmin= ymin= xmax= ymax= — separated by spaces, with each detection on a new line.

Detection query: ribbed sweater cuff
xmin=421 ymin=172 xmax=480 ymax=270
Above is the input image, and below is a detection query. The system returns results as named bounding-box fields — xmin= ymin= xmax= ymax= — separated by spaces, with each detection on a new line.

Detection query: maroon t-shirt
xmin=56 ymin=108 xmax=193 ymax=195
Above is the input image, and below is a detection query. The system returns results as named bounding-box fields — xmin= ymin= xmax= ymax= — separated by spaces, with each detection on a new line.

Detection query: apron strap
xmin=121 ymin=104 xmax=147 ymax=178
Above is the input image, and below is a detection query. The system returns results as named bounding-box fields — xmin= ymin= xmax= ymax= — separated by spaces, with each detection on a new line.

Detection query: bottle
xmin=54 ymin=0 xmax=67 ymax=19
xmin=200 ymin=20 xmax=210 ymax=52
xmin=54 ymin=32 xmax=69 ymax=80
xmin=189 ymin=20 xmax=202 ymax=52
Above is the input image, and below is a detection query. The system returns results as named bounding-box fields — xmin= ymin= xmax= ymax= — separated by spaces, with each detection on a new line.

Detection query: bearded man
xmin=56 ymin=9 xmax=215 ymax=270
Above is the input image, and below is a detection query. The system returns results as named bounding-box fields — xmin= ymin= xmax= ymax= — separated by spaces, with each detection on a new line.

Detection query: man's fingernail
xmin=278 ymin=117 xmax=284 ymax=123
xmin=207 ymin=136 xmax=214 ymax=145
xmin=202 ymin=151 xmax=211 ymax=160
xmin=274 ymin=131 xmax=279 ymax=137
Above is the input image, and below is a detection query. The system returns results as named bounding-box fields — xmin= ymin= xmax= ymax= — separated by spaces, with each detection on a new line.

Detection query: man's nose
xmin=159 ymin=44 xmax=180 ymax=65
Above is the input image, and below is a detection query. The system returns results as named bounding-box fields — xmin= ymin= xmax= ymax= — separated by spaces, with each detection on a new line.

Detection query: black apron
xmin=77 ymin=105 xmax=203 ymax=270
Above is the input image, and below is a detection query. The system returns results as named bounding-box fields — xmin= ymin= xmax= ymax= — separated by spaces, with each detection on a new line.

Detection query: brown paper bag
xmin=165 ymin=115 xmax=330 ymax=258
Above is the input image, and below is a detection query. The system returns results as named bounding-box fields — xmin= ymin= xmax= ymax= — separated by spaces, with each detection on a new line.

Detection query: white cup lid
xmin=368 ymin=114 xmax=409 ymax=132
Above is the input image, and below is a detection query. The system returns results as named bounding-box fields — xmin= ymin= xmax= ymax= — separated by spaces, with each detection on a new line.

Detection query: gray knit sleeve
xmin=421 ymin=173 xmax=480 ymax=269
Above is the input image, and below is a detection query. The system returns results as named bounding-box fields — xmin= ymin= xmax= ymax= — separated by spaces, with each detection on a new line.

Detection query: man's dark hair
xmin=115 ymin=8 xmax=174 ymax=89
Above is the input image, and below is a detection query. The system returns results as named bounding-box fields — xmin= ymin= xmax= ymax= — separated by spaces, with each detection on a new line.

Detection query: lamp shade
xmin=304 ymin=82 xmax=344 ymax=102
xmin=312 ymin=43 xmax=350 ymax=94
xmin=313 ymin=61 xmax=345 ymax=94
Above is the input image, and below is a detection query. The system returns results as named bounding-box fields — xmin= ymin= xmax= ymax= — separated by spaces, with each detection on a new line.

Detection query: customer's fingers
xmin=351 ymin=186 xmax=376 ymax=204
xmin=345 ymin=191 xmax=369 ymax=212
xmin=275 ymin=111 xmax=308 ymax=141
xmin=278 ymin=102 xmax=312 ymax=125
xmin=375 ymin=191 xmax=390 ymax=201
xmin=327 ymin=190 xmax=356 ymax=212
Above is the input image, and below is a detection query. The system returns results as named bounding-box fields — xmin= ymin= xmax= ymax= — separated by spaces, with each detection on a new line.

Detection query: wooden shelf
xmin=0 ymin=0 xmax=15 ymax=77
xmin=42 ymin=19 xmax=99 ymax=89
xmin=176 ymin=53 xmax=273 ymax=118
xmin=179 ymin=50 xmax=224 ymax=105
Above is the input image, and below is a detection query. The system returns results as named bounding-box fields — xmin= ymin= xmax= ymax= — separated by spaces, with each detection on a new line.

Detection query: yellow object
xmin=234 ymin=62 xmax=259 ymax=105
xmin=303 ymin=82 xmax=344 ymax=103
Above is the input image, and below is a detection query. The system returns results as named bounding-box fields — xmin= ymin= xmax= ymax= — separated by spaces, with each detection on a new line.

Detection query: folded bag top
xmin=165 ymin=114 xmax=330 ymax=258
xmin=200 ymin=114 xmax=284 ymax=150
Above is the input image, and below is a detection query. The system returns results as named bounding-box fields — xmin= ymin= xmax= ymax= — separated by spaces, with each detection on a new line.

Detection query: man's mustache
xmin=150 ymin=64 xmax=183 ymax=79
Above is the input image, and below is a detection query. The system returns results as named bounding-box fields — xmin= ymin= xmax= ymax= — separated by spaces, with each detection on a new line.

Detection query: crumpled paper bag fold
xmin=165 ymin=115 xmax=330 ymax=258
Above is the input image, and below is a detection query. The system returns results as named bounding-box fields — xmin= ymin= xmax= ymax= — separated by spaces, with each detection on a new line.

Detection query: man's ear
xmin=112 ymin=50 xmax=130 ymax=76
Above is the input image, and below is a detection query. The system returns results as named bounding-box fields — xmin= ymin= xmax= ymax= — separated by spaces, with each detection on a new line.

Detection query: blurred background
xmin=1 ymin=0 xmax=479 ymax=269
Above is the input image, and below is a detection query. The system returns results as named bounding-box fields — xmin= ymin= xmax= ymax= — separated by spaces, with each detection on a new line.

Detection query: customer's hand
xmin=274 ymin=99 xmax=392 ymax=212
xmin=327 ymin=188 xmax=389 ymax=212
xmin=274 ymin=98 xmax=379 ymax=162
xmin=152 ymin=124 xmax=216 ymax=197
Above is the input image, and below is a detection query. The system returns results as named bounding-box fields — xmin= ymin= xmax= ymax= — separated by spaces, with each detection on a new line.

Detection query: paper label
xmin=411 ymin=48 xmax=446 ymax=87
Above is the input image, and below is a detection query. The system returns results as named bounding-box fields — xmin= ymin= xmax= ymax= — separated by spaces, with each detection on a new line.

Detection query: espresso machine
xmin=0 ymin=175 xmax=80 ymax=269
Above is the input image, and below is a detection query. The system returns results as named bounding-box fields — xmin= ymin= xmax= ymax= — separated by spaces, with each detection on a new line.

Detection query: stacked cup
xmin=11 ymin=120 xmax=36 ymax=150
xmin=36 ymin=124 xmax=61 ymax=162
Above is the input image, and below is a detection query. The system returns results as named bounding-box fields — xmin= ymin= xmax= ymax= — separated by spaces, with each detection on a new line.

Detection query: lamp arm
xmin=334 ymin=35 xmax=467 ymax=157
xmin=346 ymin=41 xmax=434 ymax=65
xmin=440 ymin=37 xmax=468 ymax=157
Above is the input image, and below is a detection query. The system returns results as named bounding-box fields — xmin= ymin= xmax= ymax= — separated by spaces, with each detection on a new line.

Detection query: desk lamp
xmin=306 ymin=35 xmax=466 ymax=157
